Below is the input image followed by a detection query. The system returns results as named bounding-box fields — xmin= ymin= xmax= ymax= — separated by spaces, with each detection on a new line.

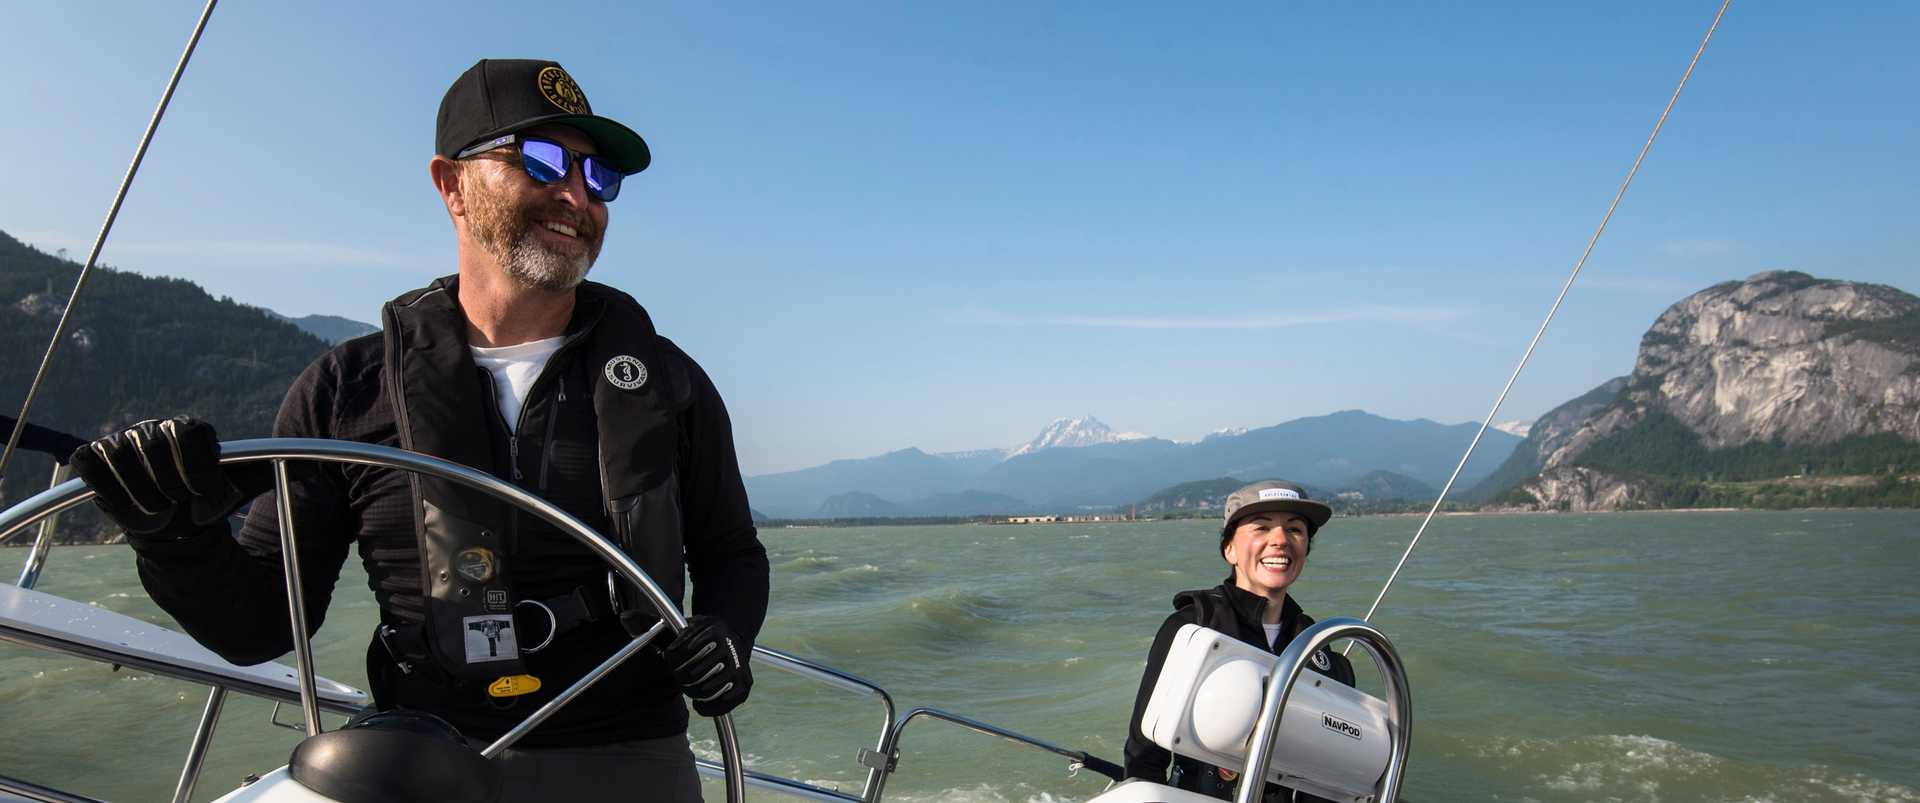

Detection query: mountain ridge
xmin=1501 ymin=271 xmax=1920 ymax=510
xmin=0 ymin=231 xmax=334 ymax=536
xmin=746 ymin=410 xmax=1520 ymax=517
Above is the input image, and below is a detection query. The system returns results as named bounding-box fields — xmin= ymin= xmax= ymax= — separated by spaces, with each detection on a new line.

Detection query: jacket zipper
xmin=539 ymin=374 xmax=565 ymax=490
xmin=482 ymin=376 xmax=525 ymax=483
xmin=518 ymin=331 xmax=589 ymax=490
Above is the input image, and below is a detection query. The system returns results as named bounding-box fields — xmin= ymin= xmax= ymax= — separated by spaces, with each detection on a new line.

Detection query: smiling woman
xmin=1122 ymin=480 xmax=1359 ymax=801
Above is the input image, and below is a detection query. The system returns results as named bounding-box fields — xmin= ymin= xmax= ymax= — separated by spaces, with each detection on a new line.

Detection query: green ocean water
xmin=2 ymin=510 xmax=1916 ymax=802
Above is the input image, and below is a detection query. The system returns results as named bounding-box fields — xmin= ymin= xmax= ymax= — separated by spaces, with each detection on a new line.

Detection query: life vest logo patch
xmin=455 ymin=547 xmax=497 ymax=583
xmin=536 ymin=66 xmax=589 ymax=114
xmin=1311 ymin=650 xmax=1332 ymax=671
xmin=463 ymin=615 xmax=518 ymax=662
xmin=605 ymin=355 xmax=648 ymax=390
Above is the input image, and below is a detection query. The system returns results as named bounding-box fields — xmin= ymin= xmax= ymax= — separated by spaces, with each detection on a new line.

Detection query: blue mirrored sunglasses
xmin=455 ymin=134 xmax=624 ymax=202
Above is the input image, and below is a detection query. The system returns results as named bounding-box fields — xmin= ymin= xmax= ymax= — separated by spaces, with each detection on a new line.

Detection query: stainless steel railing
xmin=1236 ymin=617 xmax=1412 ymax=803
xmin=12 ymin=463 xmax=69 ymax=589
xmin=866 ymin=707 xmax=1125 ymax=801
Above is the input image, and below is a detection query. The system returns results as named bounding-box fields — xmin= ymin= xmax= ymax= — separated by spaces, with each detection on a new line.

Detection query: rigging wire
xmin=1344 ymin=0 xmax=1734 ymax=655
xmin=0 ymin=0 xmax=221 ymax=485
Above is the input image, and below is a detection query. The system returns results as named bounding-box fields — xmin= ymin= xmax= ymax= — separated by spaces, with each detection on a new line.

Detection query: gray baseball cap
xmin=1220 ymin=479 xmax=1332 ymax=538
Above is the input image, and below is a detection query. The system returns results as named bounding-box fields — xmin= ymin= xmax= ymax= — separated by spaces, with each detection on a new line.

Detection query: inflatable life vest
xmin=380 ymin=276 xmax=693 ymax=683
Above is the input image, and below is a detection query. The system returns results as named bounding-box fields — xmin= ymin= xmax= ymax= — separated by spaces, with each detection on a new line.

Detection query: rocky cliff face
xmin=1629 ymin=272 xmax=1920 ymax=448
xmin=1513 ymin=271 xmax=1920 ymax=510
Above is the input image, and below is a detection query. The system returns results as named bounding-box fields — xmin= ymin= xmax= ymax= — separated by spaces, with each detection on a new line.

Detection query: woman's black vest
xmin=380 ymin=277 xmax=691 ymax=683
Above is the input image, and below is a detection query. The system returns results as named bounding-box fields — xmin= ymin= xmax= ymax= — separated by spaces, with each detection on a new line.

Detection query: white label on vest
xmin=463 ymin=614 xmax=518 ymax=663
xmin=605 ymin=355 xmax=648 ymax=390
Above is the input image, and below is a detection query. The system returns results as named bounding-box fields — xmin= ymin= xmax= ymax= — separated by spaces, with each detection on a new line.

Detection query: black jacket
xmin=1125 ymin=582 xmax=1355 ymax=802
xmin=128 ymin=280 xmax=769 ymax=747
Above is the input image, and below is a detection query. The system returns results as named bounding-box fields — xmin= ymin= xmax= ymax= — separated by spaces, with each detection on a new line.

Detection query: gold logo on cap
xmin=537 ymin=66 xmax=589 ymax=114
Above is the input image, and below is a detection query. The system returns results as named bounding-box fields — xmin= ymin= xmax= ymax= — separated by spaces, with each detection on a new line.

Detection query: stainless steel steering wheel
xmin=0 ymin=437 xmax=747 ymax=803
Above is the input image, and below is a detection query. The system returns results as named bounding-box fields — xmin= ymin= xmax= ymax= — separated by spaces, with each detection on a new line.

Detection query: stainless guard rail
xmin=753 ymin=644 xmax=898 ymax=797
xmin=0 ymin=773 xmax=110 ymax=803
xmin=13 ymin=463 xmax=70 ymax=588
xmin=868 ymin=707 xmax=1125 ymax=802
xmin=1236 ymin=617 xmax=1411 ymax=803
xmin=680 ymin=644 xmax=899 ymax=801
xmin=0 ymin=438 xmax=745 ymax=803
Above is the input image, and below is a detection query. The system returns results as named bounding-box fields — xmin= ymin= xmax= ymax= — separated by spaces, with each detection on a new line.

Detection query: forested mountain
xmin=1132 ymin=470 xmax=1437 ymax=519
xmin=1463 ymin=377 xmax=1627 ymax=502
xmin=1 ymin=231 xmax=332 ymax=538
xmin=267 ymin=311 xmax=377 ymax=343
xmin=1338 ymin=470 xmax=1436 ymax=503
xmin=1133 ymin=477 xmax=1246 ymax=515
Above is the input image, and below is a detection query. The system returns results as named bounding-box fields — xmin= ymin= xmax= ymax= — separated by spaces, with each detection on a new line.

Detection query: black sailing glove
xmin=67 ymin=416 xmax=269 ymax=541
xmin=661 ymin=615 xmax=753 ymax=717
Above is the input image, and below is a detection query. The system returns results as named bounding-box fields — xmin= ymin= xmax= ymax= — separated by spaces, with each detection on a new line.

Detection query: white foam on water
xmin=1807 ymin=775 xmax=1920 ymax=803
xmin=1568 ymin=734 xmax=1716 ymax=793
xmin=1477 ymin=733 xmax=1920 ymax=802
xmin=688 ymin=737 xmax=769 ymax=770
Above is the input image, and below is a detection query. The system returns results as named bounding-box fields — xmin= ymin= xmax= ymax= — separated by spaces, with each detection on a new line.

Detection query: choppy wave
xmin=905 ymin=588 xmax=1026 ymax=632
xmin=780 ymin=561 xmax=886 ymax=601
xmin=773 ymin=550 xmax=846 ymax=574
xmin=1472 ymin=734 xmax=1919 ymax=802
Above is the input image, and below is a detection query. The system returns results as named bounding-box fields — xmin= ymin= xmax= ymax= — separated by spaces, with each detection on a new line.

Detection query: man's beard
xmin=466 ymin=175 xmax=601 ymax=292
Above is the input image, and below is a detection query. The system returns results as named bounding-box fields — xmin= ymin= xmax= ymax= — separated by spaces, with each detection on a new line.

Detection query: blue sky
xmin=3 ymin=1 xmax=1915 ymax=475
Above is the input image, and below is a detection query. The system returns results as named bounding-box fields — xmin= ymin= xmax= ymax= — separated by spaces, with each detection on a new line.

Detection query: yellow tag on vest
xmin=488 ymin=675 xmax=542 ymax=698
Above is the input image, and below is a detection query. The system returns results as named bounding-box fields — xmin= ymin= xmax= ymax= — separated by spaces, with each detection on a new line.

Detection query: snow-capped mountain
xmin=1007 ymin=416 xmax=1148 ymax=458
xmin=1202 ymin=427 xmax=1249 ymax=442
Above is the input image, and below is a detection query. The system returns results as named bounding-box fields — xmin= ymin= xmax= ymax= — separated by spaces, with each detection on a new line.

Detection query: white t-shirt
xmin=469 ymin=336 xmax=565 ymax=432
xmin=1263 ymin=623 xmax=1283 ymax=649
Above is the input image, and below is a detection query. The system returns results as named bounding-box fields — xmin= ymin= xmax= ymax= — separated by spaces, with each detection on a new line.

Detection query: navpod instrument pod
xmin=1089 ymin=619 xmax=1410 ymax=803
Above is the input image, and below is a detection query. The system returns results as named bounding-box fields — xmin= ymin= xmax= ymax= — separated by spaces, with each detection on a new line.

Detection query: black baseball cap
xmin=436 ymin=59 xmax=651 ymax=174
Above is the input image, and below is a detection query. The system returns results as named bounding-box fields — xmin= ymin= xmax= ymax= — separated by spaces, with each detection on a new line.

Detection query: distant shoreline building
xmin=1003 ymin=513 xmax=1134 ymax=524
